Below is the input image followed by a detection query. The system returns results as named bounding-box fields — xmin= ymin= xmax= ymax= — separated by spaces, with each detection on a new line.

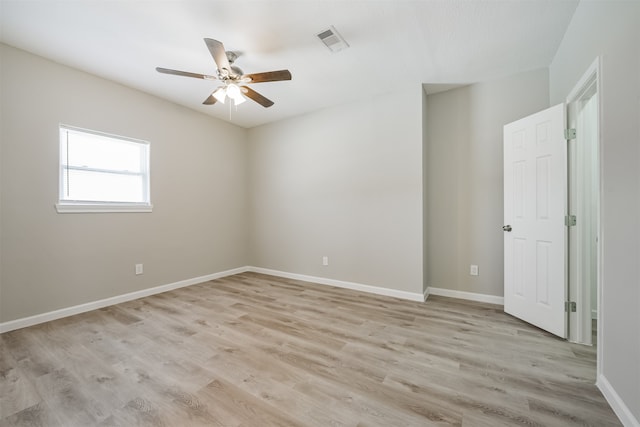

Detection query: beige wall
xmin=0 ymin=44 xmax=249 ymax=322
xmin=0 ymin=44 xmax=426 ymax=321
xmin=549 ymin=1 xmax=640 ymax=422
xmin=247 ymin=84 xmax=424 ymax=295
xmin=425 ymin=68 xmax=549 ymax=297
xmin=2 ymin=6 xmax=638 ymax=423
xmin=3 ymin=14 xmax=639 ymax=422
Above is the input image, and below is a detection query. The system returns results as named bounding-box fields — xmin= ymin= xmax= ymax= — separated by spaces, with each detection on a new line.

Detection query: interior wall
xmin=425 ymin=68 xmax=549 ymax=297
xmin=247 ymin=84 xmax=424 ymax=295
xmin=549 ymin=1 xmax=640 ymax=422
xmin=0 ymin=44 xmax=249 ymax=323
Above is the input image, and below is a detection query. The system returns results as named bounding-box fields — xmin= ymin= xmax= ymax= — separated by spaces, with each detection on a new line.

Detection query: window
xmin=56 ymin=125 xmax=152 ymax=213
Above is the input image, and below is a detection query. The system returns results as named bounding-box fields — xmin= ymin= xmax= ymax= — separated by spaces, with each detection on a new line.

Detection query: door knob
xmin=502 ymin=225 xmax=512 ymax=232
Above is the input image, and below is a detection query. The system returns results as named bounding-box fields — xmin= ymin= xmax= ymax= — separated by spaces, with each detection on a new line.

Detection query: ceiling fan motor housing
xmin=224 ymin=51 xmax=243 ymax=76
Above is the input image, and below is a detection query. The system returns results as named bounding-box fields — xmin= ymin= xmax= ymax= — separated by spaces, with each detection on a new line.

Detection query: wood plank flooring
xmin=0 ymin=272 xmax=620 ymax=426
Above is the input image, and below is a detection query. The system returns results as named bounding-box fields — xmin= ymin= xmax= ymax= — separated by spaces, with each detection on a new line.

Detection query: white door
xmin=503 ymin=103 xmax=567 ymax=338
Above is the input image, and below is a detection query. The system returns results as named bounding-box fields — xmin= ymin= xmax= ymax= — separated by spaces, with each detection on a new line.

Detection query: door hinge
xmin=565 ymin=128 xmax=577 ymax=140
xmin=565 ymin=215 xmax=577 ymax=227
xmin=565 ymin=301 xmax=577 ymax=312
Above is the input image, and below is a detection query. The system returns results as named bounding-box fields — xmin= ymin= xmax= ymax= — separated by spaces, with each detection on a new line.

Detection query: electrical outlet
xmin=135 ymin=264 xmax=143 ymax=275
xmin=470 ymin=265 xmax=479 ymax=276
xmin=322 ymin=256 xmax=329 ymax=266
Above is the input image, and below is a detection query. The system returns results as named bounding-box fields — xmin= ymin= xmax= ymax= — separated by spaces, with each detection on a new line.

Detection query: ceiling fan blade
xmin=243 ymin=70 xmax=292 ymax=83
xmin=241 ymin=86 xmax=275 ymax=108
xmin=204 ymin=38 xmax=231 ymax=74
xmin=156 ymin=67 xmax=216 ymax=80
xmin=203 ymin=94 xmax=218 ymax=105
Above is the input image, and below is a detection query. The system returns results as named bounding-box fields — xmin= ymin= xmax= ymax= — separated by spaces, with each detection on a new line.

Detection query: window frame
xmin=55 ymin=124 xmax=152 ymax=213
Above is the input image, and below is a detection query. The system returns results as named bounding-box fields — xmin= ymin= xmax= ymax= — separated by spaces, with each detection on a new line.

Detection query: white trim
xmin=247 ymin=267 xmax=427 ymax=302
xmin=0 ymin=266 xmax=248 ymax=333
xmin=58 ymin=124 xmax=151 ymax=210
xmin=55 ymin=203 xmax=153 ymax=213
xmin=60 ymin=123 xmax=150 ymax=146
xmin=1 ymin=267 xmax=510 ymax=334
xmin=0 ymin=267 xmax=426 ymax=333
xmin=427 ymin=287 xmax=504 ymax=305
xmin=1 ymin=266 xmax=632 ymax=426
xmin=566 ymin=58 xmax=600 ymax=103
xmin=565 ymin=56 xmax=604 ymax=370
xmin=597 ymin=374 xmax=640 ymax=427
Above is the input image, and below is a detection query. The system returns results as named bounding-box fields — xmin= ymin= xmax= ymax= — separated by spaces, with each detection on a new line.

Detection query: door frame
xmin=565 ymin=58 xmax=602 ymax=360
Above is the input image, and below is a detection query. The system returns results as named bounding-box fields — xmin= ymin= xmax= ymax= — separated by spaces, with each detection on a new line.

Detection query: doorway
xmin=502 ymin=59 xmax=601 ymax=348
xmin=567 ymin=58 xmax=601 ymax=347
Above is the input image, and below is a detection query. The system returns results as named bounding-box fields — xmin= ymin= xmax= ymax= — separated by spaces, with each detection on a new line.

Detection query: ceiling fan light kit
xmin=156 ymin=38 xmax=292 ymax=108
xmin=211 ymin=84 xmax=246 ymax=106
xmin=226 ymin=84 xmax=246 ymax=105
xmin=212 ymin=87 xmax=227 ymax=104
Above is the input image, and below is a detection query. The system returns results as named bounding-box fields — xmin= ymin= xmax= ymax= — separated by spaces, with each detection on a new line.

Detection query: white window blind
xmin=57 ymin=125 xmax=152 ymax=213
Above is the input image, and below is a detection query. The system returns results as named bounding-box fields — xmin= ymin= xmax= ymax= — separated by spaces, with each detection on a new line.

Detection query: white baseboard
xmin=1 ymin=268 xmax=507 ymax=334
xmin=597 ymin=374 xmax=639 ymax=427
xmin=0 ymin=266 xmax=249 ymax=334
xmin=427 ymin=286 xmax=504 ymax=305
xmin=247 ymin=267 xmax=426 ymax=302
xmin=3 ymin=266 xmax=633 ymax=427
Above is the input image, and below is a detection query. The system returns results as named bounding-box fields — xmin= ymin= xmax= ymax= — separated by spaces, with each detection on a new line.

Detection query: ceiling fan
xmin=156 ymin=38 xmax=292 ymax=108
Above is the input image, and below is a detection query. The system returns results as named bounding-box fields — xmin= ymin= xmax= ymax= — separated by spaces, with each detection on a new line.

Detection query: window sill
xmin=55 ymin=203 xmax=153 ymax=213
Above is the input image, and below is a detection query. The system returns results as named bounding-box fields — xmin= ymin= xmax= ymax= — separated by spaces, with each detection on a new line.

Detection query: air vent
xmin=317 ymin=26 xmax=349 ymax=53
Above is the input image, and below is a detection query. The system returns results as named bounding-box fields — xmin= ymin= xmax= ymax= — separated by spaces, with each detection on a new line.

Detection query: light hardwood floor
xmin=0 ymin=272 xmax=620 ymax=426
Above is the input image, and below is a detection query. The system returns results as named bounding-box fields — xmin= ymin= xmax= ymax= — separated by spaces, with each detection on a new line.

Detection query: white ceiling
xmin=0 ymin=0 xmax=578 ymax=128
